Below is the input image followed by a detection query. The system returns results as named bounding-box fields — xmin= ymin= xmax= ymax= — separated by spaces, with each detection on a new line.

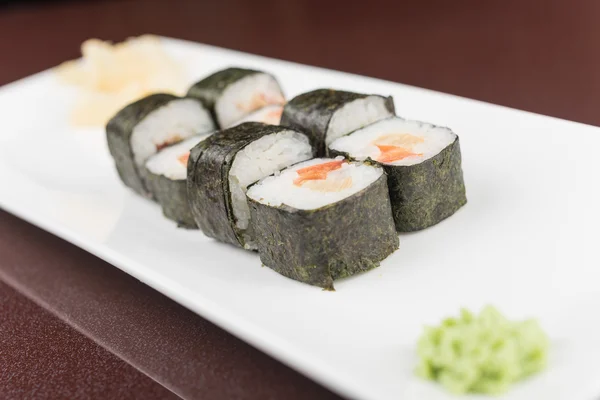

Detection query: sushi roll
xmin=247 ymin=158 xmax=398 ymax=290
xmin=187 ymin=68 xmax=285 ymax=128
xmin=329 ymin=117 xmax=467 ymax=232
xmin=280 ymin=89 xmax=395 ymax=156
xmin=106 ymin=94 xmax=215 ymax=197
xmin=143 ymin=134 xmax=210 ymax=228
xmin=187 ymin=122 xmax=313 ymax=249
xmin=226 ymin=104 xmax=283 ymax=128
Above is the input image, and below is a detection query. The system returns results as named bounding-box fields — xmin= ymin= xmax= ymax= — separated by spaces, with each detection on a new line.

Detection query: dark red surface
xmin=0 ymin=280 xmax=179 ymax=399
xmin=1 ymin=0 xmax=600 ymax=399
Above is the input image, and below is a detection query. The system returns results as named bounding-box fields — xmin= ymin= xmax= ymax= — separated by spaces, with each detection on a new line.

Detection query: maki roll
xmin=329 ymin=117 xmax=467 ymax=232
xmin=227 ymin=104 xmax=283 ymax=128
xmin=280 ymin=89 xmax=395 ymax=156
xmin=106 ymin=94 xmax=215 ymax=197
xmin=247 ymin=158 xmax=398 ymax=290
xmin=143 ymin=134 xmax=210 ymax=228
xmin=187 ymin=68 xmax=285 ymax=128
xmin=187 ymin=122 xmax=313 ymax=249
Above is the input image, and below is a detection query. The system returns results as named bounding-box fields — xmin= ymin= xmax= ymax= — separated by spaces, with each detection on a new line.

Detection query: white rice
xmin=247 ymin=157 xmax=383 ymax=210
xmin=215 ymin=73 xmax=285 ymax=128
xmin=326 ymin=96 xmax=394 ymax=145
xmin=131 ymin=98 xmax=215 ymax=167
xmin=329 ymin=117 xmax=456 ymax=166
xmin=228 ymin=130 xmax=312 ymax=237
xmin=226 ymin=104 xmax=283 ymax=128
xmin=145 ymin=134 xmax=210 ymax=180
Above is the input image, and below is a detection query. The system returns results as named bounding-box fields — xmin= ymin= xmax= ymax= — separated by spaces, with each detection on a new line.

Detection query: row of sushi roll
xmin=106 ymin=67 xmax=467 ymax=290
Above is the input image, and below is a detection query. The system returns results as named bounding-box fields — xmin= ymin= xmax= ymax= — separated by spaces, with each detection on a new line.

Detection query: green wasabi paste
xmin=415 ymin=306 xmax=548 ymax=395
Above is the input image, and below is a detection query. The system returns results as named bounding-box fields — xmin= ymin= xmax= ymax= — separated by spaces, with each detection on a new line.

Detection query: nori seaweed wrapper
xmin=106 ymin=93 xmax=178 ymax=198
xmin=143 ymin=169 xmax=196 ymax=229
xmin=248 ymin=171 xmax=399 ymax=290
xmin=187 ymin=67 xmax=278 ymax=126
xmin=280 ymin=89 xmax=395 ymax=157
xmin=330 ymin=136 xmax=467 ymax=232
xmin=187 ymin=122 xmax=312 ymax=248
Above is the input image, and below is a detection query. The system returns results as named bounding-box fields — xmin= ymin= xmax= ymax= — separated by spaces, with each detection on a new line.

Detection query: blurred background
xmin=2 ymin=0 xmax=600 ymax=125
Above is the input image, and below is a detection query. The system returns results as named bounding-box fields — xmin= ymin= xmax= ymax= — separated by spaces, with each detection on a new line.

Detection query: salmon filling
xmin=373 ymin=133 xmax=424 ymax=163
xmin=228 ymin=105 xmax=284 ymax=128
xmin=145 ymin=135 xmax=209 ymax=181
xmin=155 ymin=134 xmax=183 ymax=152
xmin=265 ymin=108 xmax=283 ymax=123
xmin=237 ymin=93 xmax=286 ymax=112
xmin=294 ymin=160 xmax=345 ymax=186
xmin=177 ymin=152 xmax=190 ymax=166
xmin=302 ymin=176 xmax=353 ymax=192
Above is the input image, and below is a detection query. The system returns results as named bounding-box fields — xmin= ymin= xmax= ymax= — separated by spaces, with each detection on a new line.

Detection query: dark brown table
xmin=1 ymin=1 xmax=599 ymax=399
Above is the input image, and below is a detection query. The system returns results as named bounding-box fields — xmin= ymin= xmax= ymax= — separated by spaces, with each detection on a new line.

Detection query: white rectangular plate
xmin=1 ymin=37 xmax=599 ymax=400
